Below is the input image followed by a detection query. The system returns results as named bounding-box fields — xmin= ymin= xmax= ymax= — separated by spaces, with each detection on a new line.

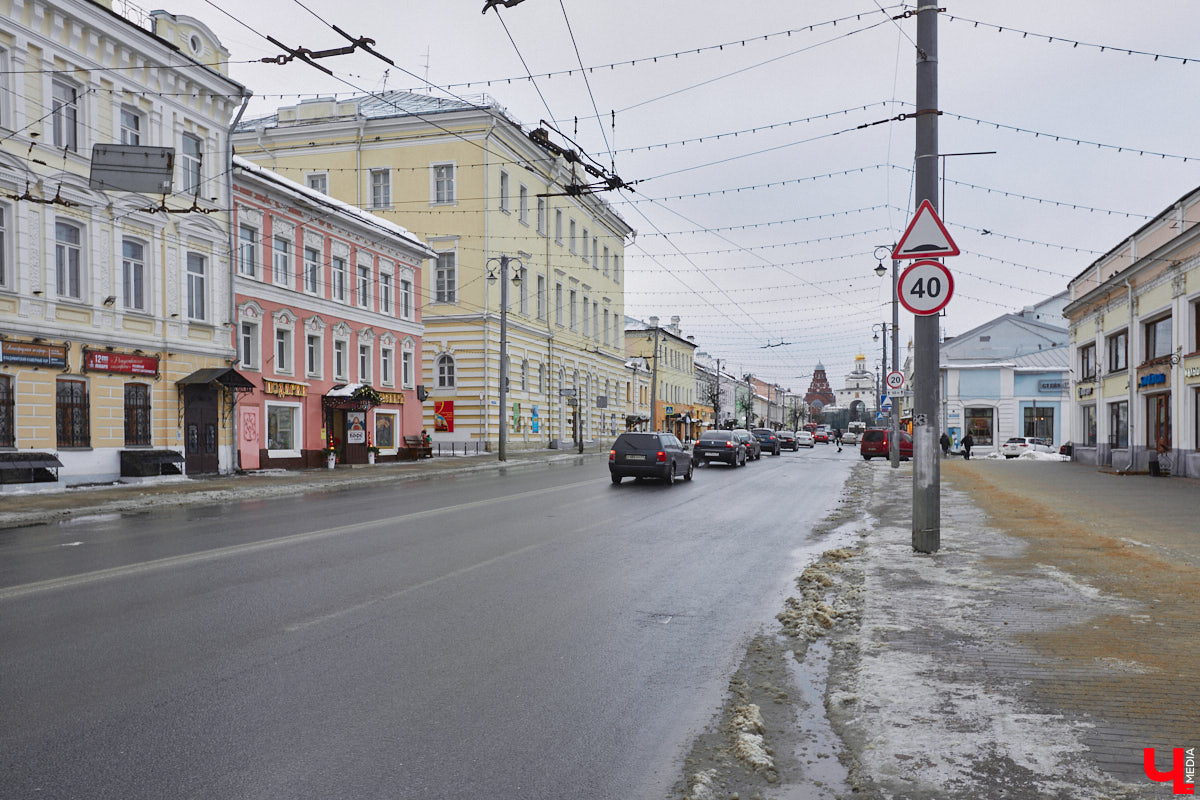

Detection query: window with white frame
xmin=274 ymin=324 xmax=293 ymax=375
xmin=381 ymin=345 xmax=394 ymax=386
xmin=520 ymin=359 xmax=529 ymax=392
xmin=122 ymin=239 xmax=146 ymax=311
xmin=306 ymin=333 xmax=321 ymax=377
xmin=1107 ymin=329 xmax=1127 ymax=372
xmin=266 ymin=402 xmax=301 ymax=455
xmin=186 ymin=252 xmax=207 ymax=320
xmin=0 ymin=204 xmax=8 ymax=288
xmin=519 ymin=267 xmax=528 ymax=315
xmin=332 ymin=256 xmax=347 ymax=302
xmin=400 ymin=278 xmax=413 ymax=319
xmin=358 ymin=342 xmax=371 ymax=383
xmin=499 ymin=170 xmax=510 ymax=213
xmin=303 ymin=246 xmax=320 ymax=294
xmin=555 ymin=282 xmax=563 ymax=326
xmin=519 ymin=185 xmax=529 ymax=224
xmin=613 ymin=253 xmax=620 ymax=283
xmin=602 ymin=309 xmax=610 ymax=346
xmin=536 ymin=275 xmax=546 ymax=320
xmin=602 ymin=245 xmax=609 ymax=277
xmin=537 ymin=197 xmax=546 ymax=235
xmin=120 ymin=106 xmax=144 ymax=145
xmin=379 ymin=272 xmax=392 ymax=315
xmin=401 ymin=344 xmax=414 ymax=388
xmin=240 ymin=320 xmax=260 ymax=369
xmin=435 ymin=251 xmax=456 ymax=303
xmin=582 ymin=228 xmax=589 ymax=261
xmin=272 ymin=236 xmax=290 ymax=286
xmin=437 ymin=354 xmax=456 ymax=388
xmin=238 ymin=225 xmax=257 ymax=277
xmin=582 ymin=296 xmax=589 ymax=337
xmin=432 ymin=163 xmax=456 ymax=204
xmin=569 ymin=219 xmax=577 ymax=253
xmin=592 ymin=301 xmax=599 ymax=340
xmin=306 ymin=173 xmax=328 ymax=194
xmin=592 ymin=238 xmax=598 ymax=268
xmin=1144 ymin=315 xmax=1172 ymax=361
xmin=554 ymin=209 xmax=563 ymax=243
xmin=0 ymin=49 xmax=8 ymax=131
xmin=1079 ymin=343 xmax=1096 ymax=381
xmin=357 ymin=264 xmax=370 ymax=309
xmin=569 ymin=289 xmax=577 ymax=330
xmin=181 ymin=133 xmax=203 ymax=195
xmin=370 ymin=168 xmax=391 ymax=210
xmin=51 ymin=80 xmax=79 ymax=151
xmin=55 ymin=220 xmax=83 ymax=299
xmin=538 ymin=363 xmax=545 ymax=394
xmin=334 ymin=338 xmax=349 ymax=380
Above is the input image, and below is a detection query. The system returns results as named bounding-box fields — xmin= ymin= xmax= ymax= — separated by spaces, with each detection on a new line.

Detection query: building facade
xmin=232 ymin=157 xmax=432 ymax=469
xmin=834 ymin=354 xmax=875 ymax=423
xmin=233 ymin=92 xmax=634 ymax=452
xmin=0 ymin=1 xmax=249 ymax=486
xmin=625 ymin=316 xmax=697 ymax=437
xmin=1064 ymin=185 xmax=1200 ymax=477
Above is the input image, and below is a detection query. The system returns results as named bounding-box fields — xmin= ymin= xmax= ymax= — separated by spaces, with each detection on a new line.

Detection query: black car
xmin=609 ymin=432 xmax=693 ymax=485
xmin=735 ymin=428 xmax=762 ymax=461
xmin=693 ymin=430 xmax=748 ymax=467
xmin=777 ymin=430 xmax=798 ymax=451
xmin=751 ymin=428 xmax=782 ymax=456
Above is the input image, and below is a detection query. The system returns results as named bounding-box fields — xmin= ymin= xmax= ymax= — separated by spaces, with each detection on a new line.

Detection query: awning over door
xmin=176 ymin=367 xmax=255 ymax=391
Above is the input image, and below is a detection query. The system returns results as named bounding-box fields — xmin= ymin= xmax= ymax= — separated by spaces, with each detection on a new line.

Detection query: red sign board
xmin=434 ymin=400 xmax=454 ymax=432
xmin=85 ymin=350 xmax=159 ymax=376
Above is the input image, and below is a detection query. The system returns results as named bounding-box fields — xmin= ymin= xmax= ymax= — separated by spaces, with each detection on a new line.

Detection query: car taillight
xmin=609 ymin=449 xmax=616 ymax=461
xmin=656 ymin=451 xmax=666 ymax=462
xmin=726 ymin=441 xmax=734 ymax=448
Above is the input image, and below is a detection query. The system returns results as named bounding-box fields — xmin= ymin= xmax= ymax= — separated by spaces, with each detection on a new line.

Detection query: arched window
xmin=521 ymin=359 xmax=529 ymax=392
xmin=436 ymin=354 xmax=456 ymax=388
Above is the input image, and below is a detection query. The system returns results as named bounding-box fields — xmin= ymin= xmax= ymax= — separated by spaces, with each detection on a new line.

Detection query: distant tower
xmin=804 ymin=362 xmax=836 ymax=411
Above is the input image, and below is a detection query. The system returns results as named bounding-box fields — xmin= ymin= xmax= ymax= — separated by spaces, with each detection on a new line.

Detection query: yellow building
xmin=625 ymin=316 xmax=698 ymax=437
xmin=233 ymin=92 xmax=635 ymax=450
xmin=0 ymin=1 xmax=249 ymax=485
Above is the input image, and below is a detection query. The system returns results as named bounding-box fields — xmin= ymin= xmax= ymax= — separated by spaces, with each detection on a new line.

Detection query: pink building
xmin=232 ymin=157 xmax=434 ymax=469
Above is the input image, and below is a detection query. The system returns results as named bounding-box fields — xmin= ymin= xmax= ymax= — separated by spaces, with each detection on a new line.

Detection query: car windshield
xmin=698 ymin=433 xmax=731 ymax=443
xmin=1005 ymin=438 xmax=1027 ymax=444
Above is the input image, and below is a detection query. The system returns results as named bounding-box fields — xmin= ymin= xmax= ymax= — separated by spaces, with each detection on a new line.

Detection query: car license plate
xmin=625 ymin=454 xmax=646 ymax=461
xmin=704 ymin=451 xmax=720 ymax=456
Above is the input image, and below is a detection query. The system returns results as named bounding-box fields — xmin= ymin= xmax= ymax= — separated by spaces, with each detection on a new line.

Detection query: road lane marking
xmin=0 ymin=478 xmax=598 ymax=602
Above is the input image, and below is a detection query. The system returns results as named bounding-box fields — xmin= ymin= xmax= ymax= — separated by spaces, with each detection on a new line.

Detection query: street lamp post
xmin=487 ymin=254 xmax=522 ymax=462
xmin=875 ymin=245 xmax=900 ymax=469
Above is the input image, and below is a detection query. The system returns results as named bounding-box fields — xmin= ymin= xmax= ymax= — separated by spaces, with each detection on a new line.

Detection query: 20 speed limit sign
xmin=897 ymin=259 xmax=954 ymax=315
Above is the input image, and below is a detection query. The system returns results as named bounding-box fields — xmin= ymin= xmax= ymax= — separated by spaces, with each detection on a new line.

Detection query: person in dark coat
xmin=961 ymin=432 xmax=974 ymax=460
xmin=940 ymin=432 xmax=951 ymax=457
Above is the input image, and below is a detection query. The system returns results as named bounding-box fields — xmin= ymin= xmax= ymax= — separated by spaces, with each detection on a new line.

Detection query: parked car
xmin=1001 ymin=436 xmax=1055 ymax=458
xmin=609 ymin=431 xmax=693 ymax=484
xmin=736 ymin=428 xmax=762 ymax=461
xmin=777 ymin=430 xmax=798 ymax=451
xmin=751 ymin=428 xmax=782 ymax=456
xmin=795 ymin=430 xmax=815 ymax=448
xmin=693 ymin=430 xmax=748 ymax=467
xmin=860 ymin=428 xmax=913 ymax=461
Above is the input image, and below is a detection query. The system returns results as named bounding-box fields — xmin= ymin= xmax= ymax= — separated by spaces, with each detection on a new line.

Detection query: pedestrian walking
xmin=962 ymin=432 xmax=974 ymax=461
xmin=940 ymin=432 xmax=951 ymax=457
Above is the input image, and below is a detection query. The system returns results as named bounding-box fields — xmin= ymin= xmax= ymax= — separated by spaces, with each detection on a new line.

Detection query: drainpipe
xmin=1123 ymin=279 xmax=1135 ymax=472
xmin=481 ymin=117 xmax=496 ymax=449
xmin=226 ymin=90 xmax=252 ymax=473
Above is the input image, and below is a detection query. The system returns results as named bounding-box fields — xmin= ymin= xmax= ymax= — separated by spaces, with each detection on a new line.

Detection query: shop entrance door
xmin=183 ymin=385 xmax=220 ymax=475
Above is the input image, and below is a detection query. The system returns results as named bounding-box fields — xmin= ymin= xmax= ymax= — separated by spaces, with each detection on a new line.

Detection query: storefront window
xmin=124 ymin=383 xmax=151 ymax=446
xmin=964 ymin=407 xmax=993 ymax=447
xmin=266 ymin=404 xmax=298 ymax=453
xmin=375 ymin=412 xmax=396 ymax=449
xmin=56 ymin=379 xmax=90 ymax=447
xmin=1082 ymin=405 xmax=1096 ymax=447
xmin=1023 ymin=406 xmax=1054 ymax=442
xmin=1108 ymin=401 xmax=1128 ymax=448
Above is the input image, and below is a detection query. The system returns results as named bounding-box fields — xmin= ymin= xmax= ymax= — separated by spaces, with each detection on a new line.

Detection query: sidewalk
xmin=0 ymin=446 xmax=601 ymax=532
xmin=819 ymin=459 xmax=1199 ymax=799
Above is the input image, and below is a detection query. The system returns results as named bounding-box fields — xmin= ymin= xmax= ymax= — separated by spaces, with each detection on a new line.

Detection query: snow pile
xmin=684 ymin=768 xmax=719 ymax=800
xmin=777 ymin=548 xmax=859 ymax=641
xmin=1017 ymin=450 xmax=1069 ymax=461
xmin=731 ymin=704 xmax=773 ymax=770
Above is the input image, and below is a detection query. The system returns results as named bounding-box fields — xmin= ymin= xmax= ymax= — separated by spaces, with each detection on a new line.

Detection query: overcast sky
xmin=169 ymin=0 xmax=1200 ymax=392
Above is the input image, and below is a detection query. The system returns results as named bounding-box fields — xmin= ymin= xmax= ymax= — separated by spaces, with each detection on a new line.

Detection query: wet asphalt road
xmin=0 ymin=444 xmax=856 ymax=800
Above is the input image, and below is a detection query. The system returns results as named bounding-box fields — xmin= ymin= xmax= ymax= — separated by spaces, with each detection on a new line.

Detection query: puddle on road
xmin=778 ymin=639 xmax=851 ymax=799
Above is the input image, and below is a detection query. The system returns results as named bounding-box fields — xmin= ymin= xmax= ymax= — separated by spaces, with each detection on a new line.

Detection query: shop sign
xmin=1038 ymin=380 xmax=1063 ymax=392
xmin=263 ymin=379 xmax=307 ymax=397
xmin=377 ymin=391 xmax=405 ymax=405
xmin=347 ymin=410 xmax=367 ymax=444
xmin=1078 ymin=385 xmax=1094 ymax=398
xmin=0 ymin=340 xmax=67 ymax=368
xmin=84 ymin=350 xmax=159 ymax=376
xmin=1138 ymin=373 xmax=1167 ymax=388
xmin=1184 ymin=366 xmax=1200 ymax=380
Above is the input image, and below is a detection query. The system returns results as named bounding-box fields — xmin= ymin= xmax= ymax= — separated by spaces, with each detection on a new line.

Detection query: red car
xmin=813 ymin=430 xmax=830 ymax=444
xmin=859 ymin=428 xmax=913 ymax=461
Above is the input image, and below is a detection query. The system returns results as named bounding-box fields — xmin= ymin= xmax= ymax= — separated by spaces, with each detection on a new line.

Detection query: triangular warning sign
xmin=892 ymin=199 xmax=960 ymax=259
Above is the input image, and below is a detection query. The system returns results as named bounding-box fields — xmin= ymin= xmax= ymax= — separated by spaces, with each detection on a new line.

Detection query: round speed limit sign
xmin=886 ymin=370 xmax=904 ymax=390
xmin=897 ymin=259 xmax=954 ymax=315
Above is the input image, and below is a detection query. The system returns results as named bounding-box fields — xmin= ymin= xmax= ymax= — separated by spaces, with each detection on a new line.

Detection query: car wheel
xmin=666 ymin=463 xmax=676 ymax=485
xmin=1005 ymin=455 xmax=1016 ymax=459
xmin=862 ymin=455 xmax=871 ymax=461
xmin=611 ymin=474 xmax=622 ymax=485
xmin=684 ymin=461 xmax=694 ymax=481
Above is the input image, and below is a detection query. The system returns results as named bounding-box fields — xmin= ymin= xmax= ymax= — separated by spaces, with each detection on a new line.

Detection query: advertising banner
xmin=434 ymin=400 xmax=454 ymax=432
xmin=1 ymin=340 xmax=67 ymax=368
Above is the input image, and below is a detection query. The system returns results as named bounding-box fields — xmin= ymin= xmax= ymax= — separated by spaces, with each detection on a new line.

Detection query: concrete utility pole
xmin=890 ymin=258 xmax=901 ymax=470
xmin=912 ymin=5 xmax=941 ymax=552
xmin=649 ymin=320 xmax=660 ymax=431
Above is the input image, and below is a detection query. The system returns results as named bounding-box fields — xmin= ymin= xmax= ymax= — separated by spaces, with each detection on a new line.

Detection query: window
xmin=437 ymin=354 xmax=456 ymax=388
xmin=56 ymin=379 xmax=89 ymax=447
xmin=1079 ymin=343 xmax=1096 ymax=380
xmin=1023 ymin=405 xmax=1054 ymax=441
xmin=521 ymin=359 xmax=529 ymax=391
xmin=519 ymin=185 xmax=529 ymax=224
xmin=306 ymin=173 xmax=328 ymax=194
xmin=181 ymin=133 xmax=202 ymax=195
xmin=0 ymin=205 xmax=7 ymax=288
xmin=1145 ymin=315 xmax=1172 ymax=361
xmin=592 ymin=301 xmax=599 ymax=340
xmin=613 ymin=253 xmax=621 ymax=283
xmin=120 ymin=106 xmax=143 ymax=145
xmin=1107 ymin=330 xmax=1127 ymax=372
xmin=303 ymin=247 xmax=320 ymax=294
xmin=376 ymin=411 xmax=397 ymax=449
xmin=381 ymin=346 xmax=394 ymax=386
xmin=1082 ymin=404 xmax=1097 ymax=447
xmin=186 ymin=252 xmax=206 ymax=320
xmin=433 ymin=163 xmax=456 ymax=204
xmin=401 ymin=347 xmax=414 ymax=388
xmin=538 ymin=363 xmax=545 ymax=394
xmin=582 ymin=227 xmax=589 ymax=261
xmin=51 ymin=80 xmax=79 ymax=151
xmin=499 ymin=170 xmax=510 ymax=213
xmin=0 ymin=374 xmax=12 ymax=448
xmin=359 ymin=343 xmax=371 ymax=382
xmin=569 ymin=289 xmax=577 ymax=330
xmin=306 ymin=334 xmax=321 ymax=377
xmin=123 ymin=383 xmax=151 ymax=446
xmin=272 ymin=236 xmax=290 ymax=286
xmin=240 ymin=321 xmax=260 ymax=369
xmin=555 ymin=282 xmax=563 ymax=326
xmin=602 ymin=246 xmax=609 ymax=277
xmin=1148 ymin=393 xmax=1170 ymax=450
xmin=55 ymin=220 xmax=83 ymax=299
xmin=334 ymin=339 xmax=349 ymax=380
xmin=400 ymin=278 xmax=413 ymax=318
xmin=435 ymin=252 xmax=456 ymax=303
xmin=266 ymin=403 xmax=300 ymax=453
xmin=603 ymin=309 xmax=610 ymax=346
xmin=379 ymin=272 xmax=392 ymax=315
xmin=274 ymin=326 xmax=292 ymax=374
xmin=238 ymin=225 xmax=257 ymax=278
xmin=122 ymin=239 xmax=145 ymax=311
xmin=569 ymin=219 xmax=577 ymax=253
xmin=554 ymin=209 xmax=563 ymax=243
xmin=537 ymin=198 xmax=547 ymax=235
xmin=582 ymin=296 xmax=589 ymax=337
xmin=1108 ymin=401 xmax=1128 ymax=448
xmin=592 ymin=238 xmax=598 ymax=268
xmin=370 ymin=168 xmax=391 ymax=209
xmin=332 ymin=256 xmax=347 ymax=302
xmin=518 ymin=267 xmax=528 ymax=315
xmin=964 ymin=407 xmax=994 ymax=447
xmin=357 ymin=265 xmax=370 ymax=308
xmin=536 ymin=275 xmax=546 ymax=320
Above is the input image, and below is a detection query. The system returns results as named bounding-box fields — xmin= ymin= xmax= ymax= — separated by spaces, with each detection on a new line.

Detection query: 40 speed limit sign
xmin=897 ymin=259 xmax=954 ymax=315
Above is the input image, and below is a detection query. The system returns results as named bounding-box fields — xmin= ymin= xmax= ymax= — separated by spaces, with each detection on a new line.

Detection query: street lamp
xmin=874 ymin=244 xmax=901 ymax=469
xmin=487 ymin=254 xmax=523 ymax=462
